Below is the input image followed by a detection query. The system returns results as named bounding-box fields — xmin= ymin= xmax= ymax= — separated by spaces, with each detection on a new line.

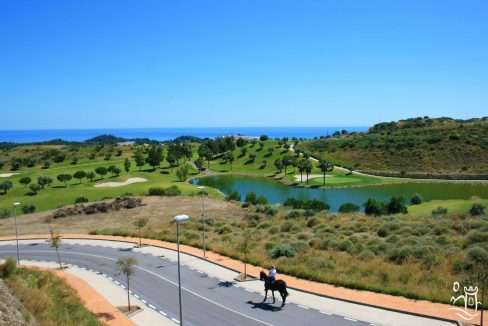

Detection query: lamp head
xmin=174 ymin=214 xmax=189 ymax=222
xmin=13 ymin=202 xmax=20 ymax=206
xmin=197 ymin=186 xmax=205 ymax=190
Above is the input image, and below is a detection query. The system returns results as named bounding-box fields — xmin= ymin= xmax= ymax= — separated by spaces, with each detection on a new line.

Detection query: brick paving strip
xmin=0 ymin=234 xmax=479 ymax=325
xmin=27 ymin=266 xmax=135 ymax=326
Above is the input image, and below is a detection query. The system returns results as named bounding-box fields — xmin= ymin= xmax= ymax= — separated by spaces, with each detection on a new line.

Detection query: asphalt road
xmin=0 ymin=242 xmax=370 ymax=326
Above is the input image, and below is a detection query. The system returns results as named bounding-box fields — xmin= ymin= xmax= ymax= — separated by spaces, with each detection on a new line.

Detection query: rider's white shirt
xmin=269 ymin=268 xmax=276 ymax=278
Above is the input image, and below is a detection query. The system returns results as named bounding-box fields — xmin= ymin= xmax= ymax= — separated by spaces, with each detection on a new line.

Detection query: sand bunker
xmin=0 ymin=173 xmax=19 ymax=178
xmin=95 ymin=177 xmax=147 ymax=188
xmin=294 ymin=174 xmax=332 ymax=182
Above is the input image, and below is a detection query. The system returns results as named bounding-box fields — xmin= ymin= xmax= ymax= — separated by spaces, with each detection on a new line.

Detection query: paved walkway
xmin=0 ymin=234 xmax=477 ymax=325
xmin=15 ymin=260 xmax=174 ymax=326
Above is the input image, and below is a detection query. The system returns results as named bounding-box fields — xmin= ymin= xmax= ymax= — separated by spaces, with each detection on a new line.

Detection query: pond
xmin=191 ymin=175 xmax=488 ymax=212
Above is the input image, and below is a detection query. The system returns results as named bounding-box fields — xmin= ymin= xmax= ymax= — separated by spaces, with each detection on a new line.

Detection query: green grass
xmin=0 ymin=157 xmax=222 ymax=214
xmin=301 ymin=169 xmax=403 ymax=187
xmin=4 ymin=266 xmax=104 ymax=326
xmin=408 ymin=198 xmax=488 ymax=217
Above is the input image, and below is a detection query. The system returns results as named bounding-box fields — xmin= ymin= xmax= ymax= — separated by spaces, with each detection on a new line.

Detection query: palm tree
xmin=318 ymin=160 xmax=334 ymax=185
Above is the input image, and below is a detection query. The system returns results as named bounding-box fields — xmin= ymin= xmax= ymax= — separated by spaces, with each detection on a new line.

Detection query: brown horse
xmin=259 ymin=271 xmax=289 ymax=307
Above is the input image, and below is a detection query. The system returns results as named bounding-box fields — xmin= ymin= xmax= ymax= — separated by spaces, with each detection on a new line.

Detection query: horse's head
xmin=259 ymin=270 xmax=266 ymax=281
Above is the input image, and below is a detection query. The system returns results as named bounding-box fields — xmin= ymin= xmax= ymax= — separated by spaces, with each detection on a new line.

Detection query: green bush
xmin=148 ymin=185 xmax=181 ymax=196
xmin=467 ymin=246 xmax=488 ymax=264
xmin=432 ymin=206 xmax=448 ymax=216
xmin=0 ymin=257 xmax=17 ymax=278
xmin=269 ymin=243 xmax=297 ymax=258
xmin=470 ymin=203 xmax=485 ymax=216
xmin=285 ymin=210 xmax=305 ymax=220
xmin=75 ymin=197 xmax=89 ymax=204
xmin=410 ymin=193 xmax=423 ymax=205
xmin=377 ymin=227 xmax=389 ymax=238
xmin=466 ymin=231 xmax=488 ymax=246
xmin=358 ymin=249 xmax=375 ymax=261
xmin=388 ymin=246 xmax=413 ymax=264
xmin=306 ymin=217 xmax=320 ymax=228
xmin=269 ymin=226 xmax=279 ymax=234
xmin=338 ymin=202 xmax=360 ymax=213
xmin=280 ymin=221 xmax=294 ymax=232
xmin=21 ymin=205 xmax=36 ymax=214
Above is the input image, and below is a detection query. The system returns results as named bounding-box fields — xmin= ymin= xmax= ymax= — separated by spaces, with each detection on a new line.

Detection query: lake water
xmin=0 ymin=127 xmax=367 ymax=143
xmin=192 ymin=175 xmax=488 ymax=212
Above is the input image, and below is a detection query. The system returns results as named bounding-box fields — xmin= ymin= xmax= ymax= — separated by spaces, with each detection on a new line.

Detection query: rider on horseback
xmin=267 ymin=265 xmax=276 ymax=288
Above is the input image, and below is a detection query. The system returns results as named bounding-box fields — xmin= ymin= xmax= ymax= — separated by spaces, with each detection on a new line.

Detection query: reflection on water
xmin=192 ymin=175 xmax=488 ymax=212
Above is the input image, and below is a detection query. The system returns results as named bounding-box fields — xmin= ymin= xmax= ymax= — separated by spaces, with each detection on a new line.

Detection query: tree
xmin=112 ymin=166 xmax=121 ymax=176
xmin=73 ymin=171 xmax=86 ymax=184
xmin=43 ymin=159 xmax=51 ymax=169
xmin=48 ymin=227 xmax=63 ymax=269
xmin=29 ymin=183 xmax=41 ymax=194
xmin=146 ymin=146 xmax=164 ymax=170
xmin=258 ymin=142 xmax=265 ymax=150
xmin=274 ymin=158 xmax=284 ymax=173
xmin=338 ymin=203 xmax=360 ymax=213
xmin=248 ymin=152 xmax=257 ymax=163
xmin=225 ymin=152 xmax=235 ymax=170
xmin=410 ymin=193 xmax=423 ymax=205
xmin=303 ymin=160 xmax=313 ymax=185
xmin=37 ymin=176 xmax=51 ymax=189
xmin=19 ymin=177 xmax=32 ymax=188
xmin=259 ymin=135 xmax=269 ymax=141
xmin=176 ymin=165 xmax=189 ymax=181
xmin=364 ymin=198 xmax=384 ymax=216
xmin=0 ymin=181 xmax=13 ymax=194
xmin=245 ymin=192 xmax=257 ymax=205
xmin=225 ymin=190 xmax=241 ymax=201
xmin=57 ymin=174 xmax=72 ymax=187
xmin=236 ymin=138 xmax=247 ymax=147
xmin=290 ymin=156 xmax=298 ymax=173
xmin=266 ymin=147 xmax=275 ymax=156
xmin=386 ymin=196 xmax=408 ymax=214
xmin=124 ymin=158 xmax=131 ymax=173
xmin=282 ymin=155 xmax=291 ymax=176
xmin=166 ymin=153 xmax=177 ymax=170
xmin=194 ymin=157 xmax=204 ymax=171
xmin=116 ymin=257 xmax=138 ymax=311
xmin=134 ymin=218 xmax=148 ymax=246
xmin=86 ymin=171 xmax=96 ymax=182
xmin=134 ymin=150 xmax=146 ymax=171
xmin=297 ymin=159 xmax=306 ymax=182
xmin=318 ymin=160 xmax=334 ymax=185
xmin=198 ymin=146 xmax=213 ymax=169
xmin=240 ymin=147 xmax=248 ymax=157
xmin=95 ymin=166 xmax=108 ymax=179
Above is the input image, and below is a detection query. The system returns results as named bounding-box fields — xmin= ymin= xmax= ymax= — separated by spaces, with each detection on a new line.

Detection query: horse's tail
xmin=283 ymin=282 xmax=289 ymax=297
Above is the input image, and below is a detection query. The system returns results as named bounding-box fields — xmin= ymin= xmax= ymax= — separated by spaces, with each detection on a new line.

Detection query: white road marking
xmin=134 ymin=294 xmax=140 ymax=299
xmin=141 ymin=299 xmax=147 ymax=304
xmin=159 ymin=310 xmax=167 ymax=316
xmin=197 ymin=270 xmax=203 ymax=274
xmin=6 ymin=249 xmax=275 ymax=326
xmin=298 ymin=305 xmax=309 ymax=310
xmin=171 ymin=318 xmax=180 ymax=324
xmin=245 ymin=289 xmax=254 ymax=292
xmin=149 ymin=304 xmax=156 ymax=309
xmin=344 ymin=317 xmax=357 ymax=322
xmin=114 ymin=280 xmax=120 ymax=285
xmin=320 ymin=311 xmax=332 ymax=315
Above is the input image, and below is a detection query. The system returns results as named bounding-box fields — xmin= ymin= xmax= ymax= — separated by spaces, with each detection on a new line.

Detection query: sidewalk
xmin=15 ymin=260 xmax=174 ymax=326
xmin=0 ymin=234 xmax=476 ymax=325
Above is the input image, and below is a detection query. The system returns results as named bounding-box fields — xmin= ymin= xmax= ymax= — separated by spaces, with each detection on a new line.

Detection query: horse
xmin=259 ymin=271 xmax=289 ymax=307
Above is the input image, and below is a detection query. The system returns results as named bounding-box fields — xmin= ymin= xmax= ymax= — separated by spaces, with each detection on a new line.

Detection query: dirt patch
xmin=0 ymin=196 xmax=245 ymax=236
xmin=94 ymin=177 xmax=147 ymax=188
xmin=0 ymin=173 xmax=19 ymax=178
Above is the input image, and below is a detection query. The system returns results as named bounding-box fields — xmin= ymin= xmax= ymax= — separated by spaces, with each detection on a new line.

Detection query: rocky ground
xmin=0 ymin=279 xmax=37 ymax=326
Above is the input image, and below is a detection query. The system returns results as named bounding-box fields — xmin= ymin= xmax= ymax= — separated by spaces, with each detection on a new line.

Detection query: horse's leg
xmin=272 ymin=290 xmax=275 ymax=304
xmin=262 ymin=289 xmax=267 ymax=303
xmin=280 ymin=290 xmax=286 ymax=307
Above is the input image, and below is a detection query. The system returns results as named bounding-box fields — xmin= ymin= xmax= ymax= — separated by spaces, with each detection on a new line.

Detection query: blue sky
xmin=0 ymin=0 xmax=487 ymax=129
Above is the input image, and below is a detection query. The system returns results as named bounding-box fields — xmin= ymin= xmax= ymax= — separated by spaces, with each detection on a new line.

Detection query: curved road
xmin=0 ymin=241 xmax=369 ymax=326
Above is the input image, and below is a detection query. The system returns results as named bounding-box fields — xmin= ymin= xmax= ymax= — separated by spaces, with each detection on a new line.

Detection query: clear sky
xmin=0 ymin=0 xmax=487 ymax=129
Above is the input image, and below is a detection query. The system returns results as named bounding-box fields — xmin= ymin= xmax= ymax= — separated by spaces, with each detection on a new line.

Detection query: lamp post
xmin=13 ymin=202 xmax=20 ymax=265
xmin=197 ymin=185 xmax=206 ymax=257
xmin=174 ymin=214 xmax=189 ymax=326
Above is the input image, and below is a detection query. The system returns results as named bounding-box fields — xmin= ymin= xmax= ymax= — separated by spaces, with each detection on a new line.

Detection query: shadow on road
xmin=118 ymin=248 xmax=133 ymax=252
xmin=218 ymin=281 xmax=236 ymax=288
xmin=246 ymin=301 xmax=282 ymax=312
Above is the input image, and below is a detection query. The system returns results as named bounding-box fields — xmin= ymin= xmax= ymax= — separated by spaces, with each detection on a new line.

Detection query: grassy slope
xmin=297 ymin=117 xmax=488 ymax=174
xmin=0 ymin=148 xmax=222 ymax=214
xmin=4 ymin=267 xmax=104 ymax=326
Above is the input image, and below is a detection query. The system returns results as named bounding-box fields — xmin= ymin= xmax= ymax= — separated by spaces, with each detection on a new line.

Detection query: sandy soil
xmin=294 ymin=174 xmax=332 ymax=181
xmin=94 ymin=177 xmax=147 ymax=188
xmin=0 ymin=173 xmax=19 ymax=178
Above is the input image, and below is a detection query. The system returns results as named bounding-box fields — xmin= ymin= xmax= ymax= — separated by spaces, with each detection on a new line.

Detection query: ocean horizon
xmin=0 ymin=127 xmax=368 ymax=143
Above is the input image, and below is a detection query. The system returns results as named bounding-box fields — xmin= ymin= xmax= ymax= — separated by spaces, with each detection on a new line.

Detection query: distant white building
xmin=117 ymin=141 xmax=135 ymax=146
xmin=214 ymin=134 xmax=259 ymax=140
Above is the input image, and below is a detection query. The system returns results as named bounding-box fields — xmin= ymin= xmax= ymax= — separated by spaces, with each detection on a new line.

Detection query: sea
xmin=0 ymin=127 xmax=368 ymax=143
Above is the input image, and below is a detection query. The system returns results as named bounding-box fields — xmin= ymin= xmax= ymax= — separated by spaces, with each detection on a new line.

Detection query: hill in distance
xmin=298 ymin=116 xmax=488 ymax=175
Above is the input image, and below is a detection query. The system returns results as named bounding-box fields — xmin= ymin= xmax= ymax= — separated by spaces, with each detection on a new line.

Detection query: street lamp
xmin=13 ymin=202 xmax=20 ymax=265
xmin=174 ymin=214 xmax=189 ymax=326
xmin=197 ymin=185 xmax=206 ymax=257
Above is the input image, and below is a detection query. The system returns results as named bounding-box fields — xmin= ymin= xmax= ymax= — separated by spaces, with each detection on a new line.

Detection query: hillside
xmin=297 ymin=117 xmax=488 ymax=175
